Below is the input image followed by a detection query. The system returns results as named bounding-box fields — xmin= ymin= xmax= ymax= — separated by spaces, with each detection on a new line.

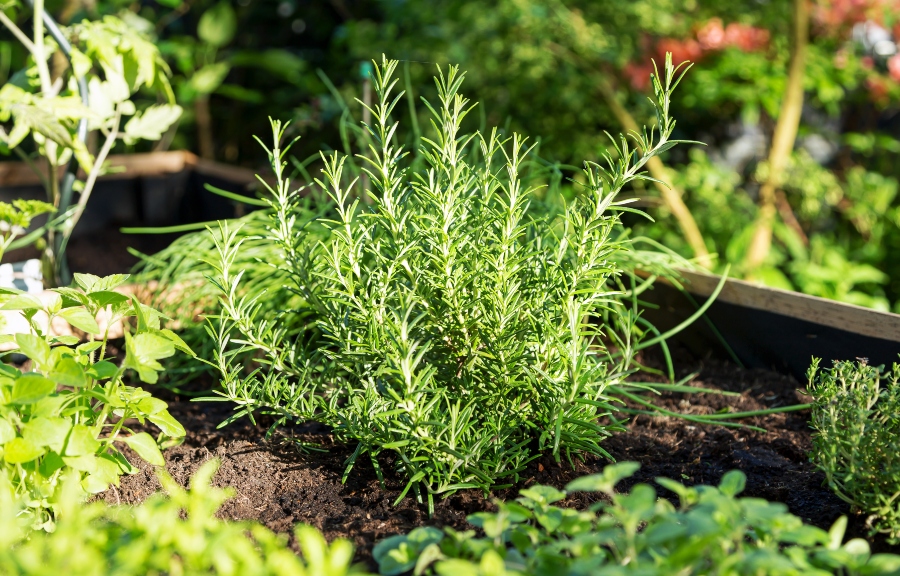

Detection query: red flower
xmin=698 ymin=18 xmax=726 ymax=50
xmin=888 ymin=53 xmax=900 ymax=81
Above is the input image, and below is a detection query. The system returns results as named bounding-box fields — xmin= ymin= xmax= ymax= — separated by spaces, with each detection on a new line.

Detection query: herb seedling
xmin=809 ymin=357 xmax=900 ymax=543
xmin=374 ymin=462 xmax=900 ymax=575
xmin=0 ymin=273 xmax=192 ymax=530
xmin=0 ymin=459 xmax=369 ymax=575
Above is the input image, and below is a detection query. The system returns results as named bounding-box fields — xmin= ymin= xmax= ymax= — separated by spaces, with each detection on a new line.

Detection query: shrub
xmin=374 ymin=462 xmax=900 ymax=575
xmin=209 ymin=55 xmax=704 ymax=510
xmin=0 ymin=459 xmax=369 ymax=576
xmin=0 ymin=273 xmax=190 ymax=530
xmin=809 ymin=357 xmax=900 ymax=542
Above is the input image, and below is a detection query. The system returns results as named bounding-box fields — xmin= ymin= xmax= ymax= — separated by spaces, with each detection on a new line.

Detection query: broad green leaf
xmin=718 ymin=470 xmax=747 ymax=497
xmin=136 ymin=396 xmax=168 ymax=416
xmin=189 ymin=63 xmax=231 ymax=94
xmin=2 ymin=294 xmax=43 ymax=310
xmin=123 ymin=331 xmax=175 ymax=384
xmin=30 ymin=395 xmax=67 ymax=419
xmin=518 ymin=485 xmax=566 ymax=505
xmin=121 ymin=432 xmax=165 ymax=466
xmin=3 ymin=436 xmax=45 ymax=463
xmin=73 ymin=273 xmax=102 ymax=292
xmin=11 ymin=373 xmax=56 ymax=404
xmin=160 ymin=329 xmax=195 ymax=356
xmin=566 ymin=461 xmax=641 ymax=493
xmin=38 ymin=450 xmax=65 ymax=477
xmin=82 ymin=453 xmax=124 ymax=493
xmin=64 ymin=424 xmax=101 ymax=457
xmin=148 ymin=409 xmax=185 ymax=438
xmin=0 ymin=419 xmax=15 ymax=444
xmin=88 ymin=290 xmax=129 ymax=307
xmin=50 ymin=357 xmax=89 ymax=387
xmin=123 ymin=104 xmax=183 ymax=142
xmin=23 ymin=417 xmax=72 ymax=452
xmin=90 ymin=274 xmax=131 ymax=292
xmin=198 ymin=1 xmax=237 ymax=47
xmin=15 ymin=333 xmax=51 ymax=367
xmin=63 ymin=453 xmax=99 ymax=473
xmin=58 ymin=307 xmax=101 ymax=335
xmin=87 ymin=360 xmax=119 ymax=381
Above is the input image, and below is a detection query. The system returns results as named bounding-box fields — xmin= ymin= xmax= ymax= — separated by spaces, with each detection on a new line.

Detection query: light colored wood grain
xmin=672 ymin=268 xmax=900 ymax=342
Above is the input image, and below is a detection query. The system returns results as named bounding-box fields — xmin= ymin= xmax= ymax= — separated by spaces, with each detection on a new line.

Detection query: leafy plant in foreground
xmin=0 ymin=273 xmax=190 ymax=530
xmin=0 ymin=3 xmax=181 ymax=285
xmin=208 ymin=55 xmax=725 ymax=510
xmin=809 ymin=358 xmax=900 ymax=543
xmin=0 ymin=458 xmax=369 ymax=576
xmin=374 ymin=462 xmax=900 ymax=576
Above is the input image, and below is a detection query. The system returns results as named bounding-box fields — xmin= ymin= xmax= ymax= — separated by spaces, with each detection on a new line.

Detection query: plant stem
xmin=597 ymin=75 xmax=712 ymax=268
xmin=195 ymin=95 xmax=215 ymax=159
xmin=31 ymin=0 xmax=52 ymax=94
xmin=743 ymin=0 xmax=809 ymax=273
xmin=67 ymin=109 xmax=120 ymax=234
xmin=0 ymin=11 xmax=36 ymax=53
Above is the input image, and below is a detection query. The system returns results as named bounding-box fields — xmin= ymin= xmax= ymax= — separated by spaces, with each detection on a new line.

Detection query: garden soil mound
xmin=100 ymin=356 xmax=900 ymax=567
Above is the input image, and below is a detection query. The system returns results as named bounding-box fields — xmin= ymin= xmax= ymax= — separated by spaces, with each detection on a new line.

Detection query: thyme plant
xmin=809 ymin=358 xmax=900 ymax=543
xmin=209 ymin=56 xmax=701 ymax=510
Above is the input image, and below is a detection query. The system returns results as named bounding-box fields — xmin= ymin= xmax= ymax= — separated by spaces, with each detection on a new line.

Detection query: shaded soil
xmin=6 ymin=225 xmax=179 ymax=278
xmin=99 ymin=357 xmax=900 ymax=568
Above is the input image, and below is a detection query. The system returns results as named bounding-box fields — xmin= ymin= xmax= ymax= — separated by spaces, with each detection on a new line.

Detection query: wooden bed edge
xmin=639 ymin=267 xmax=900 ymax=343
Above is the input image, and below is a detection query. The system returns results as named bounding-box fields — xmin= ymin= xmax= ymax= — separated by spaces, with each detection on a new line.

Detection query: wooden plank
xmin=671 ymin=268 xmax=900 ymax=343
xmin=0 ymin=151 xmax=259 ymax=187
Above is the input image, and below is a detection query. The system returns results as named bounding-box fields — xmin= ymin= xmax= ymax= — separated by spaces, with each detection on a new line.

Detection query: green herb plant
xmin=809 ymin=358 xmax=900 ymax=543
xmin=374 ymin=462 xmax=900 ymax=576
xmin=208 ymin=55 xmax=741 ymax=512
xmin=0 ymin=2 xmax=181 ymax=285
xmin=0 ymin=458 xmax=369 ymax=576
xmin=0 ymin=199 xmax=55 ymax=263
xmin=0 ymin=273 xmax=191 ymax=530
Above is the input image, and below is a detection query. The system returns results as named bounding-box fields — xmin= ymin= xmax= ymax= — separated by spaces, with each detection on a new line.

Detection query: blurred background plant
xmin=2 ymin=0 xmax=899 ymax=310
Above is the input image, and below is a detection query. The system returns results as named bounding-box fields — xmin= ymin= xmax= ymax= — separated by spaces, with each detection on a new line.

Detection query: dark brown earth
xmin=98 ymin=356 xmax=900 ymax=568
xmin=59 ymin=224 xmax=898 ymax=566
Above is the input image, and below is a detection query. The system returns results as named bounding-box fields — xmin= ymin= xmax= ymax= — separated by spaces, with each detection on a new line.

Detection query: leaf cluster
xmin=374 ymin=462 xmax=900 ymax=576
xmin=0 ymin=458 xmax=370 ymax=576
xmin=0 ymin=273 xmax=191 ymax=530
xmin=809 ymin=358 xmax=900 ymax=542
xmin=209 ymin=56 xmax=699 ymax=509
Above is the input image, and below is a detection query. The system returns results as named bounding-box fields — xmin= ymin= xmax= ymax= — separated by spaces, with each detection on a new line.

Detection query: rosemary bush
xmin=809 ymin=358 xmax=900 ymax=543
xmin=210 ymin=56 xmax=697 ymax=509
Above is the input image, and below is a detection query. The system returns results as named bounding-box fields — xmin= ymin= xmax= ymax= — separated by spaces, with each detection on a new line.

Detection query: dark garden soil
xmin=62 ymin=224 xmax=898 ymax=566
xmin=98 ymin=356 xmax=900 ymax=568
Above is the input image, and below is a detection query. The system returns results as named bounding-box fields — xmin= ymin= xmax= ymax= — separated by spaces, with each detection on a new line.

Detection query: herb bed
xmin=97 ymin=352 xmax=900 ymax=569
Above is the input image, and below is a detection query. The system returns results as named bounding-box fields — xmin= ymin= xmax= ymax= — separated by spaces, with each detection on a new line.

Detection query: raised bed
xmin=0 ymin=151 xmax=260 ymax=276
xmin=89 ymin=268 xmax=900 ymax=566
xmin=643 ymin=268 xmax=900 ymax=379
xmin=6 ymin=155 xmax=899 ymax=564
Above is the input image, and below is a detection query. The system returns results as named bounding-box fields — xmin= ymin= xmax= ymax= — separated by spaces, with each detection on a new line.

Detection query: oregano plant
xmin=0 ymin=273 xmax=192 ymax=531
xmin=209 ymin=55 xmax=706 ymax=511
